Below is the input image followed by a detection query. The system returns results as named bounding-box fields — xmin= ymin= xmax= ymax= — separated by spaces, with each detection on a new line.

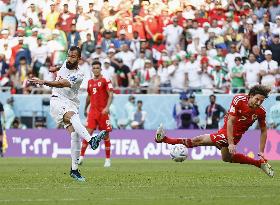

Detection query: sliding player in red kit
xmin=155 ymin=85 xmax=274 ymax=177
xmin=78 ymin=61 xmax=113 ymax=167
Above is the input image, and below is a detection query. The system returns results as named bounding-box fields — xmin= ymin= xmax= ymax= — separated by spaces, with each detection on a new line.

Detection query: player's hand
xmin=29 ymin=78 xmax=45 ymax=85
xmin=228 ymin=144 xmax=236 ymax=154
xmin=102 ymin=107 xmax=109 ymax=115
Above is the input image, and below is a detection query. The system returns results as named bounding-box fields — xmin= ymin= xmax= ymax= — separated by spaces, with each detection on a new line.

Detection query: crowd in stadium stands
xmin=1 ymin=0 xmax=280 ymax=94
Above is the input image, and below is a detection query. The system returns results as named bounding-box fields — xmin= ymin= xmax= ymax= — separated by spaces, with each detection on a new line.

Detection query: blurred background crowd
xmin=1 ymin=0 xmax=280 ymax=95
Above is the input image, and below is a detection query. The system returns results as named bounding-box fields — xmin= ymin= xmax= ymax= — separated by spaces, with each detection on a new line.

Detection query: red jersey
xmin=87 ymin=77 xmax=113 ymax=113
xmin=222 ymin=94 xmax=266 ymax=137
xmin=116 ymin=17 xmax=133 ymax=39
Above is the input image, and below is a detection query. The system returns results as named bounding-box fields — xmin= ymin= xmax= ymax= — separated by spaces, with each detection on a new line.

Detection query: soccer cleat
xmin=70 ymin=169 xmax=86 ymax=182
xmin=78 ymin=156 xmax=84 ymax=165
xmin=260 ymin=160 xmax=274 ymax=178
xmin=104 ymin=158 xmax=111 ymax=168
xmin=155 ymin=123 xmax=166 ymax=143
xmin=89 ymin=130 xmax=107 ymax=150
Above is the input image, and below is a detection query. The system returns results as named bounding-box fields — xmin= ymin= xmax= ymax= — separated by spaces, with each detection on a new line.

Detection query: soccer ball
xmin=169 ymin=144 xmax=188 ymax=162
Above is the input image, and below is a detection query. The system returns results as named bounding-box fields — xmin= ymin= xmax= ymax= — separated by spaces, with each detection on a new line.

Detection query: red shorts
xmin=210 ymin=129 xmax=241 ymax=148
xmin=87 ymin=112 xmax=112 ymax=132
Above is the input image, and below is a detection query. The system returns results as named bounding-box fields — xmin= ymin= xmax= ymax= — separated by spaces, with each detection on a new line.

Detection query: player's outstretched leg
xmin=221 ymin=148 xmax=274 ymax=177
xmin=104 ymin=135 xmax=111 ymax=167
xmin=155 ymin=123 xmax=214 ymax=148
xmin=78 ymin=139 xmax=88 ymax=165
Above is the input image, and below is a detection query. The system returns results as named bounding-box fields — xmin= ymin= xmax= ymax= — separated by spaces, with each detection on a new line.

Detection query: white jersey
xmin=52 ymin=61 xmax=84 ymax=106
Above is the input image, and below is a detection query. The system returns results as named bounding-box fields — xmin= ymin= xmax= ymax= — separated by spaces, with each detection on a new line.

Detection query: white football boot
xmin=260 ymin=160 xmax=274 ymax=178
xmin=155 ymin=123 xmax=166 ymax=143
xmin=104 ymin=158 xmax=111 ymax=168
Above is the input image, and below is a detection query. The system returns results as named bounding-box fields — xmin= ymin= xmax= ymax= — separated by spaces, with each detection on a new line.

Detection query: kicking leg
xmin=63 ymin=111 xmax=106 ymax=150
xmin=155 ymin=124 xmax=215 ymax=148
xmin=78 ymin=128 xmax=94 ymax=165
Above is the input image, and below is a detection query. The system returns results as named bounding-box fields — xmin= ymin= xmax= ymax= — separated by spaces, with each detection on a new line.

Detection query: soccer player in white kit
xmin=29 ymin=46 xmax=106 ymax=182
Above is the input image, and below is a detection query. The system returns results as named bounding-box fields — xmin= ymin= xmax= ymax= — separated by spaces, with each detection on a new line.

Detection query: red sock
xmin=80 ymin=139 xmax=88 ymax=157
xmin=162 ymin=136 xmax=184 ymax=145
xmin=232 ymin=153 xmax=261 ymax=168
xmin=104 ymin=139 xmax=111 ymax=159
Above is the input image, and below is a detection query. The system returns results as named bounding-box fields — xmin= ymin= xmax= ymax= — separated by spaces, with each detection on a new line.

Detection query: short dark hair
xmin=92 ymin=61 xmax=102 ymax=67
xmin=69 ymin=46 xmax=81 ymax=57
xmin=210 ymin=94 xmax=216 ymax=99
xmin=248 ymin=85 xmax=271 ymax=98
xmin=137 ymin=100 xmax=143 ymax=104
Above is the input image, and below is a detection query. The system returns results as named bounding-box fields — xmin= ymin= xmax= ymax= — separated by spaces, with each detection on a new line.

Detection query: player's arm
xmin=29 ymin=78 xmax=71 ymax=88
xmin=102 ymin=90 xmax=113 ymax=115
xmin=84 ymin=95 xmax=90 ymax=117
xmin=227 ymin=114 xmax=237 ymax=154
xmin=258 ymin=113 xmax=268 ymax=158
xmin=259 ymin=126 xmax=267 ymax=156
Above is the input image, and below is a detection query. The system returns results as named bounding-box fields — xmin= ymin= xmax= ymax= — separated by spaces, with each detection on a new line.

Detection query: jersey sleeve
xmin=105 ymin=78 xmax=114 ymax=91
xmin=228 ymin=96 xmax=243 ymax=116
xmin=67 ymin=72 xmax=83 ymax=88
xmin=258 ymin=110 xmax=267 ymax=128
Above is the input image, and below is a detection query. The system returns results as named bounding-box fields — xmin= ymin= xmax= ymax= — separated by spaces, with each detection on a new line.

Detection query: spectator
xmin=0 ymin=53 xmax=9 ymax=80
xmin=3 ymin=97 xmax=15 ymax=129
xmin=205 ymin=94 xmax=226 ymax=129
xmin=115 ymin=30 xmax=131 ymax=50
xmin=31 ymin=37 xmax=48 ymax=76
xmin=244 ymin=53 xmax=261 ymax=89
xmin=102 ymin=58 xmax=117 ymax=86
xmin=90 ymin=44 xmax=107 ymax=64
xmin=157 ymin=56 xmax=171 ymax=93
xmin=224 ymin=44 xmax=240 ymax=72
xmin=269 ymin=95 xmax=280 ymax=129
xmin=115 ymin=44 xmax=135 ymax=69
xmin=81 ymin=33 xmax=95 ymax=59
xmin=137 ymin=59 xmax=157 ymax=94
xmin=115 ymin=58 xmax=132 ymax=90
xmin=101 ymin=30 xmax=115 ymax=54
xmin=173 ymin=92 xmax=200 ymax=129
xmin=168 ymin=55 xmax=185 ymax=93
xmin=67 ymin=24 xmax=81 ymax=49
xmin=260 ymin=50 xmax=278 ymax=87
xmin=131 ymin=100 xmax=147 ymax=129
xmin=163 ymin=17 xmax=183 ymax=54
xmin=269 ymin=34 xmax=280 ymax=64
xmin=230 ymin=56 xmax=245 ymax=93
xmin=10 ymin=117 xmax=27 ymax=129
xmin=268 ymin=0 xmax=280 ymax=23
xmin=185 ymin=54 xmax=202 ymax=90
xmin=122 ymin=95 xmax=136 ymax=128
xmin=57 ymin=3 xmax=76 ymax=33
xmin=45 ymin=3 xmax=59 ymax=30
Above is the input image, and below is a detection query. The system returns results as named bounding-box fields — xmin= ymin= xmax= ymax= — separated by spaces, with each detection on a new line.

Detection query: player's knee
xmin=222 ymin=155 xmax=232 ymax=163
xmin=64 ymin=111 xmax=76 ymax=123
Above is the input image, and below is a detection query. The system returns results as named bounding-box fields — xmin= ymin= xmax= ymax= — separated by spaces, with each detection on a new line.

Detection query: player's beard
xmin=66 ymin=61 xmax=78 ymax=70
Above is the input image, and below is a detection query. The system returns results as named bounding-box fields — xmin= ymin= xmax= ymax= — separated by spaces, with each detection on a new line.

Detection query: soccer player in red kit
xmin=78 ymin=61 xmax=113 ymax=167
xmin=155 ymin=85 xmax=274 ymax=177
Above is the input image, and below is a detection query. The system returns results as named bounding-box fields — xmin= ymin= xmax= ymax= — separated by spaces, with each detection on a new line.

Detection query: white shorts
xmin=50 ymin=97 xmax=79 ymax=128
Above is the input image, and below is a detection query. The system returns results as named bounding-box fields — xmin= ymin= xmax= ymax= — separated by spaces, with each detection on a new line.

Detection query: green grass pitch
xmin=0 ymin=158 xmax=279 ymax=205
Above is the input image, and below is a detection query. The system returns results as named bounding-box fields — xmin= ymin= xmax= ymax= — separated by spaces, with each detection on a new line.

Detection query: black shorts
xmin=0 ymin=122 xmax=3 ymax=135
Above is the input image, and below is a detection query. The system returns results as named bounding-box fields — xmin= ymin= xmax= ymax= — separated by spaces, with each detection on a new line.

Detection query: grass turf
xmin=0 ymin=158 xmax=279 ymax=205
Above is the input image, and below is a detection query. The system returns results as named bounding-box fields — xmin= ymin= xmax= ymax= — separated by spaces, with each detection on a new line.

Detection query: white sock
xmin=70 ymin=114 xmax=92 ymax=142
xmin=71 ymin=132 xmax=80 ymax=170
